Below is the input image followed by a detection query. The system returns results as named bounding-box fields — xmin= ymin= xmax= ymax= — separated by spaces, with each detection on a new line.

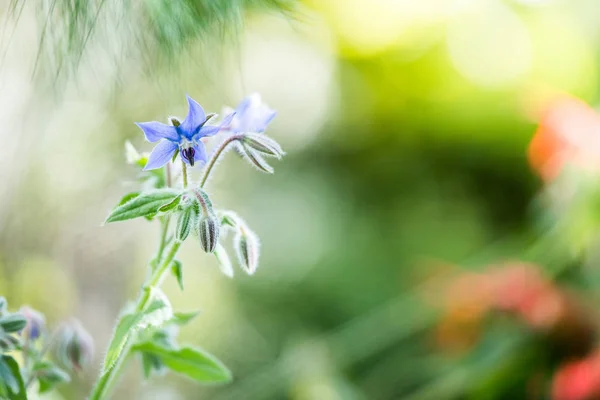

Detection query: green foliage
xmin=33 ymin=361 xmax=71 ymax=394
xmin=158 ymin=195 xmax=182 ymax=213
xmin=12 ymin=0 xmax=297 ymax=79
xmin=102 ymin=297 xmax=170 ymax=373
xmin=0 ymin=314 xmax=27 ymax=333
xmin=171 ymin=260 xmax=184 ymax=291
xmin=169 ymin=311 xmax=200 ymax=326
xmin=105 ymin=189 xmax=181 ymax=223
xmin=134 ymin=341 xmax=232 ymax=384
xmin=0 ymin=356 xmax=26 ymax=400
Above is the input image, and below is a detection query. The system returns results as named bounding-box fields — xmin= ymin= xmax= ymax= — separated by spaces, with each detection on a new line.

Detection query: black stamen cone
xmin=182 ymin=147 xmax=196 ymax=166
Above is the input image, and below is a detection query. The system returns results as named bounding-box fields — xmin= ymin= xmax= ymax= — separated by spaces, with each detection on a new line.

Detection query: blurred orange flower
xmin=436 ymin=262 xmax=595 ymax=355
xmin=528 ymin=96 xmax=600 ymax=181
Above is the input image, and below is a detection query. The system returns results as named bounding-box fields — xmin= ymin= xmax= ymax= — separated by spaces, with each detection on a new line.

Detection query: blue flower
xmin=136 ymin=95 xmax=234 ymax=170
xmin=19 ymin=306 xmax=45 ymax=341
xmin=224 ymin=93 xmax=276 ymax=134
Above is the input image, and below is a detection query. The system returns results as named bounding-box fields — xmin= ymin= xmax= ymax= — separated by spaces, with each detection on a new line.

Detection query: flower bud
xmin=240 ymin=147 xmax=274 ymax=174
xmin=55 ymin=319 xmax=94 ymax=372
xmin=242 ymin=134 xmax=284 ymax=159
xmin=175 ymin=203 xmax=197 ymax=242
xmin=234 ymin=226 xmax=260 ymax=275
xmin=198 ymin=213 xmax=220 ymax=253
xmin=19 ymin=306 xmax=45 ymax=341
xmin=214 ymin=243 xmax=234 ymax=278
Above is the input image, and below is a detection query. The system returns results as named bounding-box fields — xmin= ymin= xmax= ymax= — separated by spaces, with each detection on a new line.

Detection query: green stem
xmin=88 ymin=240 xmax=182 ymax=400
xmin=182 ymin=160 xmax=188 ymax=189
xmin=155 ymin=216 xmax=170 ymax=265
xmin=199 ymin=135 xmax=240 ymax=188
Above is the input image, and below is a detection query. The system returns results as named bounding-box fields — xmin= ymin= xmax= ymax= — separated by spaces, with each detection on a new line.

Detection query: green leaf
xmin=133 ymin=342 xmax=232 ymax=384
xmin=118 ymin=191 xmax=141 ymax=206
xmin=0 ymin=314 xmax=27 ymax=333
xmin=158 ymin=195 xmax=182 ymax=213
xmin=0 ymin=356 xmax=26 ymax=399
xmin=105 ymin=189 xmax=181 ymax=223
xmin=102 ymin=297 xmax=169 ymax=373
xmin=171 ymin=260 xmax=184 ymax=291
xmin=33 ymin=361 xmax=70 ymax=394
xmin=141 ymin=352 xmax=164 ymax=379
xmin=168 ymin=311 xmax=200 ymax=326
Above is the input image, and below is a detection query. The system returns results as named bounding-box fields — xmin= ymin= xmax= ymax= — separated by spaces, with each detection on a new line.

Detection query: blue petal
xmin=194 ymin=125 xmax=220 ymax=140
xmin=234 ymin=96 xmax=252 ymax=116
xmin=257 ymin=110 xmax=277 ymax=132
xmin=220 ymin=112 xmax=236 ymax=128
xmin=135 ymin=122 xmax=179 ymax=143
xmin=180 ymin=95 xmax=206 ymax=139
xmin=144 ymin=140 xmax=178 ymax=170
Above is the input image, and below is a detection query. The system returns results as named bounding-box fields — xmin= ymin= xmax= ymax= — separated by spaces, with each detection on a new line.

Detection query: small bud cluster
xmin=0 ymin=297 xmax=92 ymax=397
xmin=55 ymin=319 xmax=94 ymax=373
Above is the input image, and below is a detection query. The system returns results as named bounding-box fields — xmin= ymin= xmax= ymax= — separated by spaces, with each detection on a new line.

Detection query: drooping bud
xmin=190 ymin=188 xmax=219 ymax=253
xmin=240 ymin=147 xmax=274 ymax=174
xmin=214 ymin=243 xmax=234 ymax=278
xmin=175 ymin=200 xmax=198 ymax=242
xmin=242 ymin=134 xmax=284 ymax=159
xmin=198 ymin=213 xmax=220 ymax=253
xmin=234 ymin=226 xmax=260 ymax=275
xmin=55 ymin=319 xmax=94 ymax=373
xmin=19 ymin=306 xmax=45 ymax=341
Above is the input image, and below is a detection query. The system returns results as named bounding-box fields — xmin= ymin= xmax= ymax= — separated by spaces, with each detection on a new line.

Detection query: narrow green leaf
xmin=118 ymin=192 xmax=140 ymax=206
xmin=158 ymin=195 xmax=182 ymax=213
xmin=0 ymin=356 xmax=26 ymax=399
xmin=141 ymin=352 xmax=164 ymax=379
xmin=171 ymin=261 xmax=184 ymax=291
xmin=133 ymin=342 xmax=232 ymax=384
xmin=0 ymin=314 xmax=27 ymax=333
xmin=33 ymin=361 xmax=70 ymax=394
xmin=105 ymin=189 xmax=181 ymax=223
xmin=102 ymin=298 xmax=168 ymax=373
xmin=168 ymin=311 xmax=200 ymax=326
xmin=0 ymin=357 xmax=18 ymax=394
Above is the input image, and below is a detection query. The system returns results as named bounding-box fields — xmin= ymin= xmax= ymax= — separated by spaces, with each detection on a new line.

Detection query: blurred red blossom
xmin=436 ymin=262 xmax=595 ymax=354
xmin=553 ymin=351 xmax=600 ymax=400
xmin=528 ymin=95 xmax=600 ymax=181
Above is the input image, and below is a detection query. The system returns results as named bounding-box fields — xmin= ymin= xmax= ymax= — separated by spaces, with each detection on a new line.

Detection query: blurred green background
xmin=2 ymin=0 xmax=600 ymax=398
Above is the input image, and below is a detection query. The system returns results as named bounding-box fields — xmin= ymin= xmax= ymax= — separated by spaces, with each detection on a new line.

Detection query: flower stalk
xmin=91 ymin=94 xmax=282 ymax=400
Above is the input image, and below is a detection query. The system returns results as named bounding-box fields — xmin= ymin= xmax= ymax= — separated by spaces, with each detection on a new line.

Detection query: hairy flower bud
xmin=242 ymin=134 xmax=284 ymax=159
xmin=55 ymin=319 xmax=93 ymax=372
xmin=19 ymin=306 xmax=45 ymax=341
xmin=214 ymin=243 xmax=234 ymax=278
xmin=240 ymin=147 xmax=274 ymax=174
xmin=234 ymin=226 xmax=260 ymax=275
xmin=198 ymin=213 xmax=220 ymax=253
xmin=175 ymin=202 xmax=198 ymax=242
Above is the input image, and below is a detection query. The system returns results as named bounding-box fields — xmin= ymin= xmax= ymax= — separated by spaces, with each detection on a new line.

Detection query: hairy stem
xmin=199 ymin=135 xmax=241 ymax=188
xmin=88 ymin=238 xmax=181 ymax=400
xmin=182 ymin=160 xmax=188 ymax=189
